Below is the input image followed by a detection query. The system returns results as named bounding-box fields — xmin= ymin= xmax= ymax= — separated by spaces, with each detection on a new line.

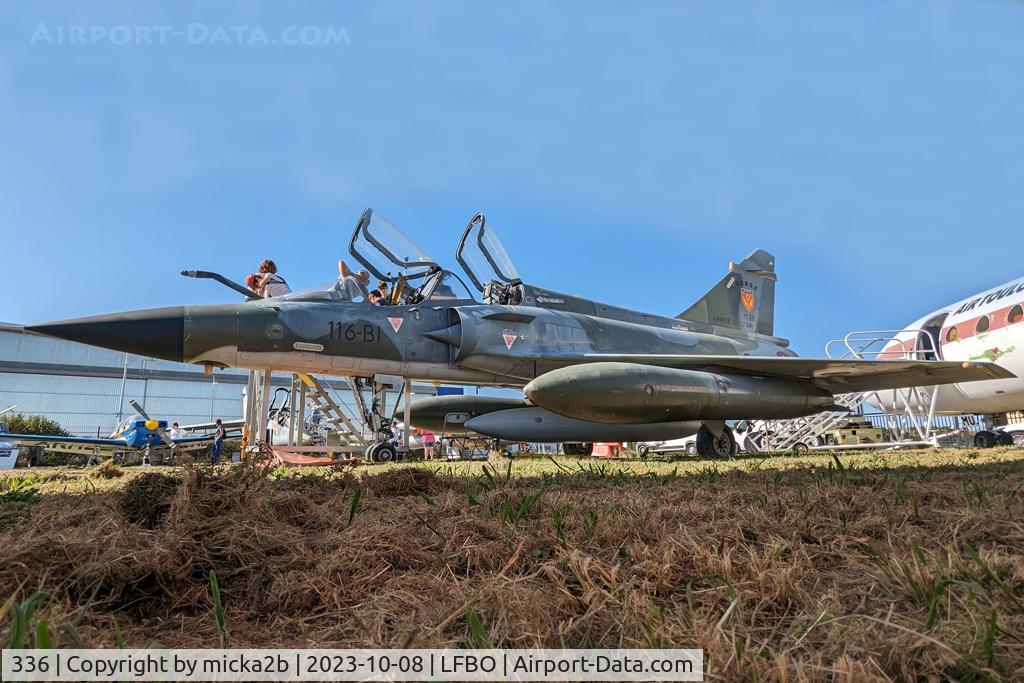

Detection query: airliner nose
xmin=26 ymin=306 xmax=186 ymax=362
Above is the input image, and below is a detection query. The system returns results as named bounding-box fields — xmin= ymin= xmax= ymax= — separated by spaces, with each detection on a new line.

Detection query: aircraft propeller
xmin=129 ymin=400 xmax=174 ymax=447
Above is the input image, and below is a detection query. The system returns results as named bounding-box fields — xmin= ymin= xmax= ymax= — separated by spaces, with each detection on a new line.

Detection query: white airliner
xmin=868 ymin=275 xmax=1024 ymax=446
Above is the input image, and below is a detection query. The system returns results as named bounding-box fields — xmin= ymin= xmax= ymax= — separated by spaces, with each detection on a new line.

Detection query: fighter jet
xmin=26 ymin=209 xmax=1014 ymax=459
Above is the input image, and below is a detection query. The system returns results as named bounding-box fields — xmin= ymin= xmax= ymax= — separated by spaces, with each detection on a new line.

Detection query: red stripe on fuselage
xmin=880 ymin=338 xmax=920 ymax=360
xmin=941 ymin=299 xmax=1024 ymax=346
xmin=881 ymin=298 xmax=1024 ymax=359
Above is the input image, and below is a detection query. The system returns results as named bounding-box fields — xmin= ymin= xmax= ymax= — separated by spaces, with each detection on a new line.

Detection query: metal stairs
xmin=751 ymin=328 xmax=942 ymax=452
xmin=295 ymin=373 xmax=368 ymax=448
xmin=763 ymin=392 xmax=867 ymax=451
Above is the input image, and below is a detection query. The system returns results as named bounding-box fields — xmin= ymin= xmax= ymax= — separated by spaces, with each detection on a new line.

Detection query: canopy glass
xmin=455 ymin=213 xmax=522 ymax=292
xmin=349 ymin=208 xmax=440 ymax=283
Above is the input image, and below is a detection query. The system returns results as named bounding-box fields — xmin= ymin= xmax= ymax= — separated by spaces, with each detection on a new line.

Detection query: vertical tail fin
xmin=677 ymin=249 xmax=777 ymax=337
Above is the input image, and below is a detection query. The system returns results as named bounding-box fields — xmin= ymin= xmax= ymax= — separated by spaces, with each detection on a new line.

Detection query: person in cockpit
xmin=334 ymin=260 xmax=371 ymax=302
xmin=376 ymin=282 xmax=391 ymax=305
xmin=368 ymin=290 xmax=386 ymax=306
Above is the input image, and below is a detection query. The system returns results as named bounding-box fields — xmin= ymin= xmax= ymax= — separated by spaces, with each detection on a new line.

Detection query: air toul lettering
xmin=954 ymin=280 xmax=1024 ymax=316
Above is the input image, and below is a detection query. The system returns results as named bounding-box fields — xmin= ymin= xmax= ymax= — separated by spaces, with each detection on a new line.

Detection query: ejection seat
xmin=483 ymin=282 xmax=525 ymax=306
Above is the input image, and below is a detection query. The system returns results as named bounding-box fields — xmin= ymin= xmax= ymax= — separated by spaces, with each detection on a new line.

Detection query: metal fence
xmin=861 ymin=413 xmax=984 ymax=433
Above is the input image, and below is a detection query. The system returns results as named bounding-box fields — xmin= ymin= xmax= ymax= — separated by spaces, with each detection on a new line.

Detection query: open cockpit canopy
xmin=349 ymin=208 xmax=441 ymax=283
xmin=185 ymin=208 xmax=475 ymax=306
xmin=456 ymin=213 xmax=526 ymax=305
xmin=281 ymin=208 xmax=476 ymax=306
xmin=456 ymin=213 xmax=522 ymax=291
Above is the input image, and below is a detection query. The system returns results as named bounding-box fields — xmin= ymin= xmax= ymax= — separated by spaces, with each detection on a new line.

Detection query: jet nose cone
xmin=27 ymin=306 xmax=186 ymax=362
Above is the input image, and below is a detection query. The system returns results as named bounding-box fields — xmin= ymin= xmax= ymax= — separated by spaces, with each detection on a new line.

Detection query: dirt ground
xmin=1 ymin=447 xmax=1023 ymax=681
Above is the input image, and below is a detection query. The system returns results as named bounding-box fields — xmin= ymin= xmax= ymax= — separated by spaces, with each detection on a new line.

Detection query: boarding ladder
xmin=295 ymin=374 xmax=368 ymax=448
xmin=827 ymin=329 xmax=942 ymax=443
xmin=759 ymin=329 xmax=940 ymax=451
xmin=763 ymin=392 xmax=868 ymax=451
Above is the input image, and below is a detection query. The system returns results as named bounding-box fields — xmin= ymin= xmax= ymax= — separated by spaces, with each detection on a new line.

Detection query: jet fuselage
xmin=31 ymin=297 xmax=792 ymax=389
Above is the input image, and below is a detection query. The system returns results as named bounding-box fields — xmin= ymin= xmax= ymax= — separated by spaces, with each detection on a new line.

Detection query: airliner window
xmin=1009 ymin=305 xmax=1023 ymax=325
xmin=946 ymin=326 xmax=959 ymax=343
xmin=976 ymin=315 xmax=990 ymax=334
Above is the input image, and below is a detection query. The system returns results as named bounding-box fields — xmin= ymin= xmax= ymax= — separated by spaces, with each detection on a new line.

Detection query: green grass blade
xmin=480 ymin=465 xmax=496 ymax=491
xmin=9 ymin=590 xmax=48 ymax=649
xmin=34 ymin=620 xmax=52 ymax=649
xmin=547 ymin=457 xmax=571 ymax=473
xmin=466 ymin=608 xmax=491 ymax=648
xmin=348 ymin=487 xmax=363 ymax=526
xmin=112 ymin=615 xmax=125 ymax=649
xmin=209 ymin=570 xmax=229 ymax=648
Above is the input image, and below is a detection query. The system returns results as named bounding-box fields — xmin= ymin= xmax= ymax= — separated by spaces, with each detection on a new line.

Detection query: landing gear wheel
xmin=996 ymin=432 xmax=1014 ymax=447
xmin=793 ymin=442 xmax=810 ymax=454
xmin=685 ymin=442 xmax=697 ymax=456
xmin=563 ymin=442 xmax=594 ymax=457
xmin=638 ymin=445 xmax=650 ymax=458
xmin=696 ymin=425 xmax=735 ymax=458
xmin=367 ymin=442 xmax=397 ymax=463
xmin=974 ymin=431 xmax=998 ymax=449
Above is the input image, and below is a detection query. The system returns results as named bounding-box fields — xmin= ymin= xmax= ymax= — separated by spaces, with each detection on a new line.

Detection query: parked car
xmin=637 ymin=435 xmax=698 ymax=458
xmin=638 ymin=432 xmax=741 ymax=458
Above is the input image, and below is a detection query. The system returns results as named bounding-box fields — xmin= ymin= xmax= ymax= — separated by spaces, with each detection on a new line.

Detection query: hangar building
xmin=0 ymin=323 xmax=439 ymax=437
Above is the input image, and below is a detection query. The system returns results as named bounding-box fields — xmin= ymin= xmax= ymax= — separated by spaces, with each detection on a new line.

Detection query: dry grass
xmin=93 ymin=459 xmax=124 ymax=479
xmin=1 ymin=448 xmax=1023 ymax=681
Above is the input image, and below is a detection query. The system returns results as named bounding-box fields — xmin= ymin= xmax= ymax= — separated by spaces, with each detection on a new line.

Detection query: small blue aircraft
xmin=0 ymin=401 xmax=213 ymax=464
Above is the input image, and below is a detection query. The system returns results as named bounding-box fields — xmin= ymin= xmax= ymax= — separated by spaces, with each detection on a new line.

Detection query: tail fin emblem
xmin=741 ymin=288 xmax=756 ymax=313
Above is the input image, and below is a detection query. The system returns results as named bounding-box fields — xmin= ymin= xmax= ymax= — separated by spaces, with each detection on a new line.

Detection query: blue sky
xmin=2 ymin=0 xmax=1023 ymax=356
